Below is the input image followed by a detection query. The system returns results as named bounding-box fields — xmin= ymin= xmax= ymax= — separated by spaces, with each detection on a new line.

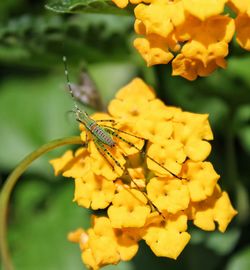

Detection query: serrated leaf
xmin=45 ymin=0 xmax=132 ymax=16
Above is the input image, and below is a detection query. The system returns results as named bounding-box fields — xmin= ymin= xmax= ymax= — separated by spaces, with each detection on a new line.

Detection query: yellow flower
xmin=108 ymin=188 xmax=151 ymax=228
xmin=141 ymin=212 xmax=191 ymax=259
xmin=133 ymin=36 xmax=174 ymax=66
xmin=189 ymin=185 xmax=238 ymax=232
xmin=68 ymin=216 xmax=140 ymax=269
xmin=172 ymin=15 xmax=235 ymax=80
xmin=112 ymin=0 xmax=250 ymax=79
xmin=147 ymin=177 xmax=190 ymax=214
xmin=73 ymin=171 xmax=116 ymax=209
xmin=172 ymin=54 xmax=227 ymax=81
xmin=134 ymin=0 xmax=186 ymax=38
xmin=184 ymin=161 xmax=220 ymax=202
xmin=147 ymin=139 xmax=186 ymax=177
xmin=51 ymin=78 xmax=237 ymax=268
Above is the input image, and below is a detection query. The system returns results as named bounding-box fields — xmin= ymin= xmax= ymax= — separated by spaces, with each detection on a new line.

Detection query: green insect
xmin=63 ymin=56 xmax=183 ymax=215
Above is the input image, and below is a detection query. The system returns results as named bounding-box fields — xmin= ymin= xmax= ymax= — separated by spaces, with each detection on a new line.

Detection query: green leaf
xmin=205 ymin=229 xmax=240 ymax=256
xmin=45 ymin=0 xmax=132 ymax=16
xmin=226 ymin=246 xmax=250 ymax=270
xmin=103 ymin=261 xmax=134 ymax=270
xmin=89 ymin=61 xmax=138 ymax=103
xmin=189 ymin=228 xmax=240 ymax=256
xmin=9 ymin=179 xmax=91 ymax=270
xmin=0 ymin=72 xmax=76 ymax=175
xmin=235 ymin=181 xmax=250 ymax=224
xmin=235 ymin=105 xmax=250 ymax=154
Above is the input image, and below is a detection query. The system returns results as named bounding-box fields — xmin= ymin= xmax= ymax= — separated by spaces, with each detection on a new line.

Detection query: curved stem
xmin=0 ymin=136 xmax=82 ymax=270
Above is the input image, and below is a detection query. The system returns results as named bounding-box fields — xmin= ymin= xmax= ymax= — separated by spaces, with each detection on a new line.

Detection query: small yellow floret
xmin=185 ymin=161 xmax=220 ymax=202
xmin=191 ymin=186 xmax=238 ymax=232
xmin=134 ymin=0 xmax=185 ymax=38
xmin=73 ymin=172 xmax=116 ymax=210
xmin=147 ymin=178 xmax=190 ymax=214
xmin=142 ymin=213 xmax=190 ymax=259
xmin=147 ymin=139 xmax=186 ymax=177
xmin=108 ymin=189 xmax=151 ymax=228
xmin=134 ymin=37 xmax=174 ymax=66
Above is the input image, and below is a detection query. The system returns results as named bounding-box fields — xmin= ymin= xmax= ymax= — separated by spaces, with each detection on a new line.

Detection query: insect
xmin=63 ymin=56 xmax=184 ymax=215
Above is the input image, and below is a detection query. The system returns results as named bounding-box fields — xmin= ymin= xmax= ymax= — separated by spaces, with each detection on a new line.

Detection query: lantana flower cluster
xmin=112 ymin=0 xmax=250 ymax=80
xmin=50 ymin=78 xmax=237 ymax=269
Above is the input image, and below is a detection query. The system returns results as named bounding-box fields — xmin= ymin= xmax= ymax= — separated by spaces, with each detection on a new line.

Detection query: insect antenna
xmin=63 ymin=56 xmax=80 ymax=112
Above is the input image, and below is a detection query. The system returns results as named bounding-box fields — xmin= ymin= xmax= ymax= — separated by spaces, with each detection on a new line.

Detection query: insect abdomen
xmin=90 ymin=123 xmax=115 ymax=147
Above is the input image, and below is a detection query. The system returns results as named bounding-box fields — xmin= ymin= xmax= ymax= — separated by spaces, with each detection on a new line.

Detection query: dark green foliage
xmin=46 ymin=0 xmax=132 ymax=15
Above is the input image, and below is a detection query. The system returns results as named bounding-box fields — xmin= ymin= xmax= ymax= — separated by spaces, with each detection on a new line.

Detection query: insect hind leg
xmin=96 ymin=119 xmax=116 ymax=124
xmin=94 ymin=138 xmax=164 ymax=218
xmin=104 ymin=127 xmax=185 ymax=180
xmin=100 ymin=125 xmax=145 ymax=140
xmin=93 ymin=138 xmax=125 ymax=172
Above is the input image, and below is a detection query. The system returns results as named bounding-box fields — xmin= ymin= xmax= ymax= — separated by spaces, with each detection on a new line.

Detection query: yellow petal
xmin=185 ymin=161 xmax=220 ymax=201
xmin=191 ymin=186 xmax=238 ymax=232
xmin=108 ymin=189 xmax=151 ymax=228
xmin=133 ymin=36 xmax=174 ymax=66
xmin=235 ymin=13 xmax=250 ymax=51
xmin=73 ymin=172 xmax=116 ymax=210
xmin=214 ymin=191 xmax=238 ymax=232
xmin=50 ymin=150 xmax=74 ymax=176
xmin=184 ymin=138 xmax=211 ymax=161
xmin=114 ymin=77 xmax=155 ymax=101
xmin=142 ymin=213 xmax=190 ymax=259
xmin=147 ymin=178 xmax=190 ymax=214
xmin=112 ymin=0 xmax=128 ymax=8
xmin=228 ymin=0 xmax=250 ymax=15
xmin=147 ymin=139 xmax=186 ymax=177
xmin=183 ymin=0 xmax=227 ymax=21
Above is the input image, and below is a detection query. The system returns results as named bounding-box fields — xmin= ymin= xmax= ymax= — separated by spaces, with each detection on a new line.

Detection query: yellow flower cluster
xmin=50 ymin=78 xmax=237 ymax=269
xmin=112 ymin=0 xmax=250 ymax=80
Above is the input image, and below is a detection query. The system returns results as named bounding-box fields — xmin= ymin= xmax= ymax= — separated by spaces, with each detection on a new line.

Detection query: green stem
xmin=0 ymin=136 xmax=82 ymax=270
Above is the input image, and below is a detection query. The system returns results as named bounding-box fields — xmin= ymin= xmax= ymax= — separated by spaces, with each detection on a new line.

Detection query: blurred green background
xmin=0 ymin=0 xmax=250 ymax=269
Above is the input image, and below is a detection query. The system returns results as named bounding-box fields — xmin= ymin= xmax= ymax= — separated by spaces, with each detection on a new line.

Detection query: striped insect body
xmin=88 ymin=122 xmax=115 ymax=147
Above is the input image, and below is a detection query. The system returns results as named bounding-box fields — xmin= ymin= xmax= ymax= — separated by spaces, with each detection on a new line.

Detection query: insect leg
xmin=94 ymin=138 xmax=163 ymax=217
xmin=96 ymin=119 xmax=116 ymax=124
xmin=100 ymin=125 xmax=145 ymax=140
xmin=124 ymin=170 xmax=164 ymax=217
xmin=93 ymin=138 xmax=124 ymax=171
xmin=104 ymin=127 xmax=185 ymax=180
